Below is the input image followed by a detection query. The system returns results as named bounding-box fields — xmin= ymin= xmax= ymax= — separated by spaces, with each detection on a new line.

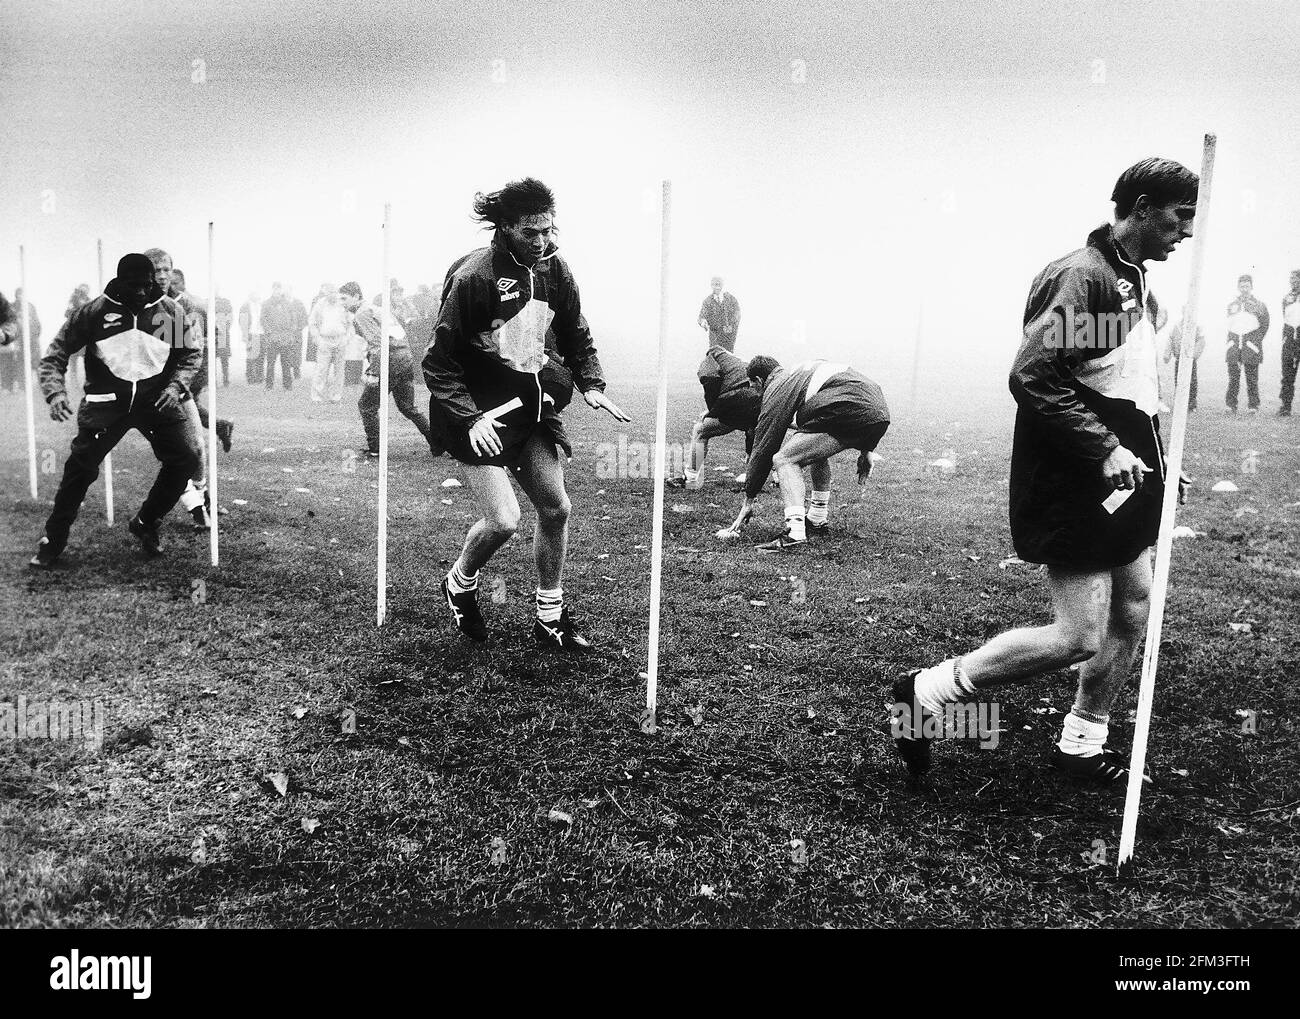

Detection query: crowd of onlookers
xmin=0 ymin=279 xmax=441 ymax=400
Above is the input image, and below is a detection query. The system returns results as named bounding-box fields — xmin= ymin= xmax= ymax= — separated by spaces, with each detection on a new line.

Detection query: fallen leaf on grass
xmin=548 ymin=809 xmax=573 ymax=827
xmin=749 ymin=599 xmax=768 ymax=607
xmin=441 ymin=478 xmax=462 ymax=488
xmin=699 ymin=884 xmax=716 ymax=898
xmin=294 ymin=487 xmax=312 ymax=494
xmin=671 ymin=504 xmax=694 ymax=514
xmin=1228 ymin=622 xmax=1253 ymax=634
xmin=685 ymin=704 xmax=705 ymax=726
xmin=266 ymin=772 xmax=289 ymax=797
xmin=232 ymin=499 xmax=249 ymax=506
xmin=301 ymin=817 xmax=320 ymax=834
xmin=291 ymin=705 xmax=308 ymax=719
xmin=440 ymin=499 xmax=453 ymax=505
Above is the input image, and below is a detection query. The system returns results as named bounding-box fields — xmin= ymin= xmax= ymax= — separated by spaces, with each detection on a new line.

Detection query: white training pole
xmin=1118 ymin=133 xmax=1216 ymax=871
xmin=644 ymin=179 xmax=671 ymax=734
xmin=19 ymin=246 xmax=38 ymax=499
xmin=98 ymin=239 xmax=114 ymax=525
xmin=376 ymin=202 xmax=391 ymax=627
xmin=206 ymin=222 xmax=219 ymax=567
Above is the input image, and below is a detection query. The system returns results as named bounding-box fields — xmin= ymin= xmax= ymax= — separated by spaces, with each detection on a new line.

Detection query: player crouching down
xmin=719 ymin=356 xmax=890 ymax=551
xmin=425 ymin=177 xmax=630 ymax=651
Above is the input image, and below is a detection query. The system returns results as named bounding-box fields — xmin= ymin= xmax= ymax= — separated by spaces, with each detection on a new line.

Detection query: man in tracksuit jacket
xmin=720 ymin=357 xmax=889 ymax=550
xmin=425 ymin=177 xmax=629 ymax=653
xmin=669 ymin=345 xmax=761 ymax=490
xmin=29 ymin=253 xmax=202 ymax=567
xmin=1280 ymin=270 xmax=1300 ymax=416
xmin=342 ymin=283 xmax=430 ymax=455
xmin=1224 ymin=273 xmax=1270 ymax=412
xmin=892 ymin=157 xmax=1198 ymax=787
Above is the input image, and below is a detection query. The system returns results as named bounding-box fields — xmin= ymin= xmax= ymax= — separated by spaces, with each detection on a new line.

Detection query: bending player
xmin=668 ymin=344 xmax=759 ymax=490
xmin=425 ymin=177 xmax=630 ymax=651
xmin=890 ymin=157 xmax=1198 ymax=785
xmin=719 ymin=356 xmax=890 ymax=551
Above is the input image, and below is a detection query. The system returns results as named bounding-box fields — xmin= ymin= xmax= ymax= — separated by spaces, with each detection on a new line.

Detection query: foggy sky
xmin=3 ymin=0 xmax=1298 ymax=388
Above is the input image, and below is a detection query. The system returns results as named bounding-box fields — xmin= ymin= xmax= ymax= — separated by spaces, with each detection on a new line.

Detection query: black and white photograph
xmin=0 ymin=0 xmax=1295 ymax=975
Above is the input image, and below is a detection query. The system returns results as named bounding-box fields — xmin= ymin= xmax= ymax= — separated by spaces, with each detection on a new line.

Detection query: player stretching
xmin=891 ymin=157 xmax=1198 ymax=784
xmin=668 ymin=345 xmax=760 ymax=490
xmin=720 ymin=356 xmax=890 ymax=551
xmin=425 ymin=178 xmax=629 ymax=651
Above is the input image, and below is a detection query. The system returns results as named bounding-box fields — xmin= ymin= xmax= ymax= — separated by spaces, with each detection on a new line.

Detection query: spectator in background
xmin=261 ymin=282 xmax=298 ymax=390
xmin=64 ymin=283 xmax=91 ymax=389
xmin=0 ymin=287 xmax=41 ymax=393
xmin=698 ymin=275 xmax=741 ymax=352
xmin=306 ymin=282 xmax=333 ymax=367
xmin=288 ymin=285 xmax=309 ymax=381
xmin=240 ymin=290 xmax=266 ymax=384
xmin=214 ymin=289 xmax=233 ymax=386
xmin=309 ymin=284 xmax=351 ymax=404
xmin=1161 ymin=318 xmax=1204 ymax=412
xmin=1224 ymin=273 xmax=1269 ymax=414
xmin=407 ymin=283 xmax=438 ymax=364
xmin=1279 ymin=269 xmax=1300 ymax=416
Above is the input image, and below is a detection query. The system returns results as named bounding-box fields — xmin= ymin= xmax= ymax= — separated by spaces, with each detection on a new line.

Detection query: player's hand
xmin=583 ymin=390 xmax=630 ymax=422
xmin=48 ymin=394 xmax=73 ymax=422
xmin=362 ymin=375 xmax=378 ymax=387
xmin=858 ymin=450 xmax=880 ymax=487
xmin=154 ymin=386 xmax=182 ymax=412
xmin=1101 ymin=446 xmax=1150 ymax=492
xmin=468 ymin=414 xmax=506 ymax=457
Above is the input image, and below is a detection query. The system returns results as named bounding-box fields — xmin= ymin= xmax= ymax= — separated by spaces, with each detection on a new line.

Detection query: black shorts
xmin=431 ymin=397 xmax=571 ymax=469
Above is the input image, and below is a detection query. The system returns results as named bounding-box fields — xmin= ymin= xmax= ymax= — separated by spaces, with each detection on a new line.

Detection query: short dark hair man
xmin=719 ymin=355 xmax=889 ymax=550
xmin=891 ymin=156 xmax=1198 ymax=785
xmin=425 ymin=177 xmax=629 ymax=651
xmin=667 ymin=344 xmax=760 ymax=490
xmin=30 ymin=253 xmax=202 ymax=566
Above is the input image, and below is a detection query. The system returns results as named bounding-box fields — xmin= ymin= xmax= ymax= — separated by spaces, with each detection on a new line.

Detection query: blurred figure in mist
xmin=63 ymin=283 xmax=91 ymax=390
xmin=1224 ymin=273 xmax=1269 ymax=414
xmin=697 ymin=275 xmax=740 ymax=352
xmin=261 ymin=281 xmax=297 ymax=390
xmin=0 ymin=287 xmax=41 ymax=393
xmin=240 ymin=290 xmax=266 ymax=385
xmin=308 ymin=283 xmax=351 ymax=404
xmin=1279 ymin=269 xmax=1300 ymax=416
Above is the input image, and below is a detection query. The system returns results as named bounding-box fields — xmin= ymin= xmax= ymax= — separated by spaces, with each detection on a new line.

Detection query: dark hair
xmin=339 ymin=281 xmax=363 ymax=299
xmin=472 ymin=177 xmax=556 ymax=228
xmin=747 ymin=355 xmax=781 ymax=383
xmin=1110 ymin=158 xmax=1199 ymax=218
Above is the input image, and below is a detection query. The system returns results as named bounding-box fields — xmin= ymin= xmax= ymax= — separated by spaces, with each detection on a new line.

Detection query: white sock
xmin=684 ymin=467 xmax=700 ymax=482
xmin=447 ymin=562 xmax=478 ymax=595
xmin=784 ymin=506 xmax=806 ymax=541
xmin=913 ymin=657 xmax=977 ymax=714
xmin=807 ymin=490 xmax=830 ymax=525
xmin=1057 ymin=710 xmax=1108 ymax=757
xmin=180 ymin=480 xmax=206 ymax=512
xmin=536 ymin=586 xmax=563 ymax=623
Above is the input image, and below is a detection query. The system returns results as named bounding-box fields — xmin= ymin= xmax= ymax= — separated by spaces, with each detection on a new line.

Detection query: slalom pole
xmin=643 ymin=179 xmax=672 ymax=735
xmin=99 ymin=239 xmax=115 ymax=525
xmin=19 ymin=246 xmax=37 ymax=499
xmin=206 ymin=222 xmax=219 ymax=566
xmin=377 ymin=202 xmax=391 ymax=626
xmin=1118 ymin=133 xmax=1217 ymax=872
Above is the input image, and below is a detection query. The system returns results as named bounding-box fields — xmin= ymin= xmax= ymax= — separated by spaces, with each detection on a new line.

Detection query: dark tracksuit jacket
xmin=745 ymin=360 xmax=890 ymax=499
xmin=424 ymin=231 xmax=605 ymax=467
xmin=1008 ymin=224 xmax=1164 ymax=569
xmin=1281 ymin=289 xmax=1300 ymax=409
xmin=698 ymin=346 xmax=760 ymax=430
xmin=37 ymin=280 xmax=201 ymax=539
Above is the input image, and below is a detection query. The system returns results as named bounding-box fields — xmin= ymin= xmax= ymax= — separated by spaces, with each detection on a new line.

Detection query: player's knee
xmin=771 ymin=450 xmax=792 ymax=471
xmin=536 ymin=495 xmax=571 ymax=526
xmin=485 ymin=507 xmax=521 ymax=538
xmin=1112 ymin=592 xmax=1150 ymax=640
xmin=1057 ymin=619 xmax=1102 ymax=663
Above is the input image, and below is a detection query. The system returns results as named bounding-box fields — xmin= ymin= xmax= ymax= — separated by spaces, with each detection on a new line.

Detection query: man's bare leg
xmin=685 ymin=416 xmax=732 ymax=488
xmin=512 ymin=432 xmax=588 ymax=650
xmin=455 ymin=464 xmax=520 ymax=576
xmin=768 ymin=431 xmax=846 ymax=543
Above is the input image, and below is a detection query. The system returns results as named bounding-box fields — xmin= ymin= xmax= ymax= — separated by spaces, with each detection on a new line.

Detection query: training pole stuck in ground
xmin=206 ymin=222 xmax=219 ymax=566
xmin=643 ymin=179 xmax=671 ymax=735
xmin=98 ymin=239 xmax=115 ymax=525
xmin=19 ymin=245 xmax=38 ymax=499
xmin=376 ymin=202 xmax=392 ymax=627
xmin=1117 ymin=132 xmax=1217 ymax=872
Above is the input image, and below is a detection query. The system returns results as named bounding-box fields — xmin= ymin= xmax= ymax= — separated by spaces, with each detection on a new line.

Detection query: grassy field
xmin=1 ymin=364 xmax=1297 ymax=928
